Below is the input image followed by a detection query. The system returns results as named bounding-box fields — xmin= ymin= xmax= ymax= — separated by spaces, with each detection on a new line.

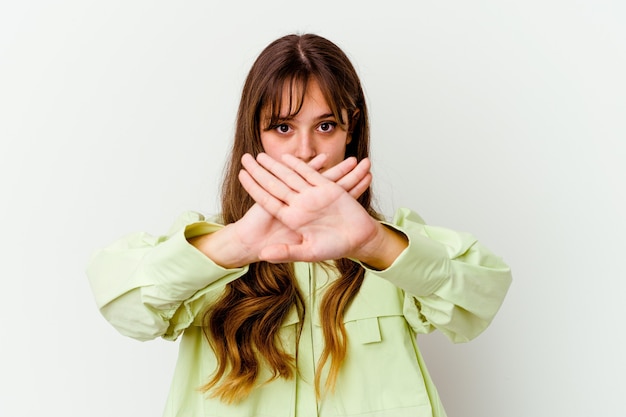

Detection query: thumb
xmin=259 ymin=244 xmax=307 ymax=263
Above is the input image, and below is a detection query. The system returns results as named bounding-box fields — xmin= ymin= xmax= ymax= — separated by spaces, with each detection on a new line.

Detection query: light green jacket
xmin=87 ymin=208 xmax=512 ymax=417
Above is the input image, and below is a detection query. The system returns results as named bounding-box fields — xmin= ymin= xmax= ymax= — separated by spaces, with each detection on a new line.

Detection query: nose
xmin=294 ymin=132 xmax=316 ymax=162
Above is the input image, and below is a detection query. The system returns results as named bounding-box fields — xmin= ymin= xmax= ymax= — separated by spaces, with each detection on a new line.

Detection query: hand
xmin=229 ymin=154 xmax=373 ymax=262
xmin=238 ymin=152 xmax=381 ymax=263
xmin=190 ymin=154 xmax=374 ymax=268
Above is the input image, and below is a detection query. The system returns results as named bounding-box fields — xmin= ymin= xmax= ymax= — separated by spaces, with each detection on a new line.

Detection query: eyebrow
xmin=315 ymin=113 xmax=336 ymax=121
xmin=277 ymin=112 xmax=336 ymax=121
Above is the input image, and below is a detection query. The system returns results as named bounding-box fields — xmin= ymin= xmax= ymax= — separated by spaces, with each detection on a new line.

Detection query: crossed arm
xmin=189 ymin=153 xmax=408 ymax=270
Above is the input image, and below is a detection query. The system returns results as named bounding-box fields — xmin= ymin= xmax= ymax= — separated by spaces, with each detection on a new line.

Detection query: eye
xmin=318 ymin=122 xmax=337 ymax=133
xmin=276 ymin=124 xmax=291 ymax=134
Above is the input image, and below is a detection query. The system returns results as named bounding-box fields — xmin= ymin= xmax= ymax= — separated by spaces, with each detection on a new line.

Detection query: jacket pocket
xmin=313 ymin=273 xmax=405 ymax=343
xmin=312 ymin=274 xmax=433 ymax=415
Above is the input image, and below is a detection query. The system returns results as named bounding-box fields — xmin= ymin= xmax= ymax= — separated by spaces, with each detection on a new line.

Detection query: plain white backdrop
xmin=1 ymin=1 xmax=624 ymax=416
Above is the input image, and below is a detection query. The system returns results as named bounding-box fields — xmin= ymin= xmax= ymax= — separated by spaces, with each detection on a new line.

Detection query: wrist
xmin=189 ymin=223 xmax=258 ymax=269
xmin=353 ymin=222 xmax=408 ymax=270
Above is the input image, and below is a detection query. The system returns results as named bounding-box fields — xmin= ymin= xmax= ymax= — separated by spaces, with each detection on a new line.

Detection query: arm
xmin=348 ymin=221 xmax=409 ymax=270
xmin=363 ymin=208 xmax=513 ymax=342
xmin=87 ymin=155 xmax=371 ymax=340
xmin=237 ymin=152 xmax=511 ymax=340
xmin=238 ymin=152 xmax=396 ymax=264
xmin=190 ymin=153 xmax=373 ymax=269
xmin=86 ymin=211 xmax=247 ymax=341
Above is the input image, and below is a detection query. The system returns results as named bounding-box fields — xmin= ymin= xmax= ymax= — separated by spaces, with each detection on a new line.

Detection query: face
xmin=260 ymin=78 xmax=351 ymax=172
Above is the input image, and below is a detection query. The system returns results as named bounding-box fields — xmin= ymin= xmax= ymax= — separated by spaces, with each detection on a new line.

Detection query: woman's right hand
xmin=188 ymin=154 xmax=371 ymax=268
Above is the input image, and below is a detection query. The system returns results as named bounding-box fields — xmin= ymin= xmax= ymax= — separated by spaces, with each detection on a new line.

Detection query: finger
xmin=256 ymin=153 xmax=312 ymax=192
xmin=346 ymin=172 xmax=372 ymax=199
xmin=258 ymin=243 xmax=291 ymax=263
xmin=280 ymin=154 xmax=330 ymax=186
xmin=259 ymin=243 xmax=310 ymax=263
xmin=238 ymin=168 xmax=288 ymax=216
xmin=321 ymin=156 xmax=358 ymax=183
xmin=336 ymin=157 xmax=372 ymax=192
xmin=241 ymin=154 xmax=297 ymax=203
xmin=307 ymin=153 xmax=329 ymax=172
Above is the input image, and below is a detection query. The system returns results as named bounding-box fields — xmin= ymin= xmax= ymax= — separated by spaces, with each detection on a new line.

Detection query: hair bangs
xmin=315 ymin=74 xmax=352 ymax=128
xmin=260 ymin=72 xmax=306 ymax=129
xmin=261 ymin=72 xmax=349 ymax=130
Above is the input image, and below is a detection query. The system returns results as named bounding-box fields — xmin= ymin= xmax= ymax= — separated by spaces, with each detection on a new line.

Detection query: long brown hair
xmin=201 ymin=33 xmax=378 ymax=403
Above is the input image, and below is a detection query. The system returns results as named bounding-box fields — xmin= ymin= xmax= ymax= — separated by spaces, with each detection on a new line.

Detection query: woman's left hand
xmin=239 ymin=153 xmax=407 ymax=268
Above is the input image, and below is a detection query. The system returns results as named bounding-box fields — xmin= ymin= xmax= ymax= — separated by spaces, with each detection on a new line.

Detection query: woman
xmin=87 ymin=33 xmax=512 ymax=417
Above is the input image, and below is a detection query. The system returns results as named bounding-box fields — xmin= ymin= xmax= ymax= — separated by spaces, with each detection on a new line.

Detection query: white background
xmin=1 ymin=1 xmax=625 ymax=416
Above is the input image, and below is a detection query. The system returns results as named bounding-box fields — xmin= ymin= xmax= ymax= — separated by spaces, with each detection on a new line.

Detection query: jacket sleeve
xmin=86 ymin=211 xmax=248 ymax=342
xmin=365 ymin=207 xmax=512 ymax=343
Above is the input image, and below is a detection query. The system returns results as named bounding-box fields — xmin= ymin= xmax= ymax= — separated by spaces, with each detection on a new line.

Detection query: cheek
xmin=324 ymin=142 xmax=349 ymax=166
xmin=260 ymin=136 xmax=283 ymax=159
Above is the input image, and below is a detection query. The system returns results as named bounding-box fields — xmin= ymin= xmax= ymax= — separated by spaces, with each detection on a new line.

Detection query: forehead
xmin=262 ymin=77 xmax=338 ymax=121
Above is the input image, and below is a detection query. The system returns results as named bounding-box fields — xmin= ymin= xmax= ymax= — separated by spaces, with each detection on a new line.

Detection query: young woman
xmin=87 ymin=33 xmax=512 ymax=417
